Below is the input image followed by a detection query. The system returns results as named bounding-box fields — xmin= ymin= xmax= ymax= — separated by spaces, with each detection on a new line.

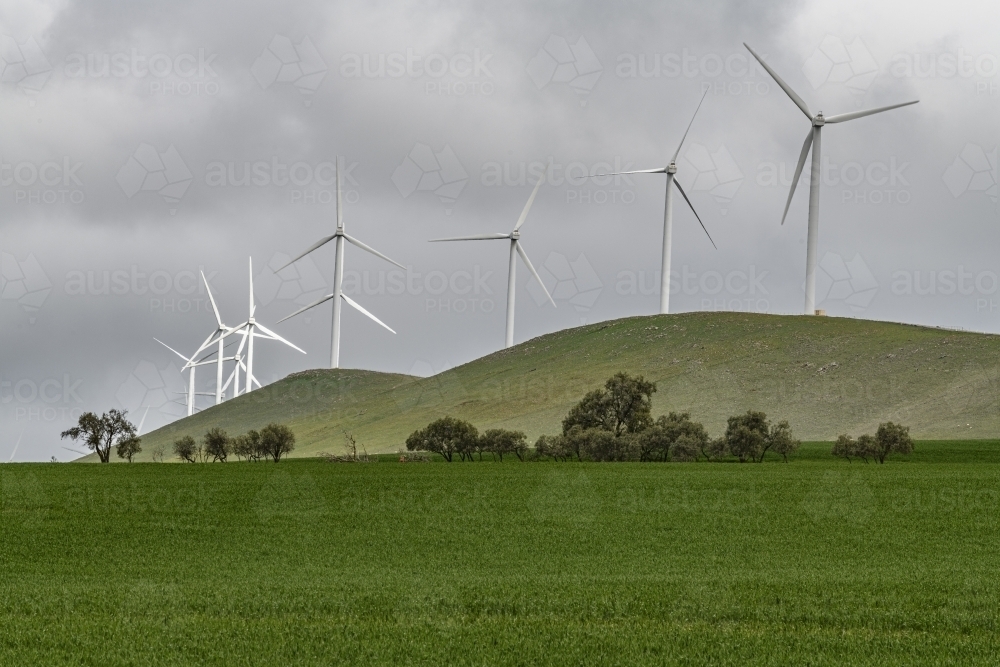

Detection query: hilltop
xmin=121 ymin=312 xmax=1000 ymax=460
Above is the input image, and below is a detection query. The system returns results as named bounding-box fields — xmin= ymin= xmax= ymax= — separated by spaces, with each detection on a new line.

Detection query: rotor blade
xmin=513 ymin=176 xmax=544 ymax=231
xmin=276 ymin=293 xmax=335 ymax=323
xmin=201 ymin=271 xmax=223 ymax=328
xmin=673 ymin=180 xmax=717 ymax=249
xmin=781 ymin=129 xmax=814 ymax=226
xmin=744 ymin=43 xmax=812 ymax=119
xmin=137 ymin=405 xmax=150 ymax=435
xmin=252 ymin=375 xmax=262 ymax=389
xmin=591 ymin=168 xmax=668 ymax=178
xmin=274 ymin=234 xmax=337 ymax=272
xmin=336 ymin=156 xmax=343 ymax=230
xmin=343 ymin=233 xmax=405 ymax=269
xmin=8 ymin=428 xmax=23 ymax=462
xmin=155 ymin=338 xmax=191 ymax=363
xmin=824 ymin=100 xmax=919 ymax=124
xmin=253 ymin=322 xmax=307 ymax=354
xmin=672 ymin=88 xmax=710 ymax=162
xmin=341 ymin=294 xmax=397 ymax=334
xmin=429 ymin=233 xmax=510 ymax=242
xmin=514 ymin=241 xmax=556 ymax=308
xmin=248 ymin=257 xmax=256 ymax=317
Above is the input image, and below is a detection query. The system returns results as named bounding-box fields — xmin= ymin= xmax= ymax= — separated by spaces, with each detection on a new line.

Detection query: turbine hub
xmin=511 ymin=230 xmax=520 ymax=239
xmin=667 ymin=162 xmax=678 ymax=174
xmin=813 ymin=112 xmax=825 ymax=127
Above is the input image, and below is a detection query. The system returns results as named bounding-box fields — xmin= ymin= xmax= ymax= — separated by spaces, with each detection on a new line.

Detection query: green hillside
xmin=124 ymin=312 xmax=1000 ymax=460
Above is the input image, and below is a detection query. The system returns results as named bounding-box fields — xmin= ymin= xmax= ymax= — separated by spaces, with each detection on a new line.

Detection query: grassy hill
xmin=125 ymin=312 xmax=1000 ymax=460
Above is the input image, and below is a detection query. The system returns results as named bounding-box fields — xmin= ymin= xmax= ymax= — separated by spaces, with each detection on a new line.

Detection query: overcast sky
xmin=1 ymin=0 xmax=997 ymax=460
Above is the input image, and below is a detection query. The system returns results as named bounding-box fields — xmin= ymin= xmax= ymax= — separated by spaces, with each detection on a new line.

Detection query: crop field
xmin=3 ymin=441 xmax=1000 ymax=665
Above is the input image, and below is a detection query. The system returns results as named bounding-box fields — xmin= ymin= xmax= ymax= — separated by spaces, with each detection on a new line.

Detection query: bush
xmin=723 ymin=411 xmax=800 ymax=463
xmin=534 ymin=434 xmax=573 ymax=461
xmin=874 ymin=422 xmax=914 ymax=463
xmin=173 ymin=435 xmax=198 ymax=463
xmin=204 ymin=427 xmax=230 ymax=463
xmin=479 ymin=429 xmax=528 ymax=461
xmin=406 ymin=417 xmax=478 ymax=463
xmin=259 ymin=423 xmax=295 ymax=462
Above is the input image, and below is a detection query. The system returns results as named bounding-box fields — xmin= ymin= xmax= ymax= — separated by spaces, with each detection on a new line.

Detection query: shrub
xmin=406 ymin=417 xmax=478 ymax=463
xmin=480 ymin=429 xmax=528 ymax=462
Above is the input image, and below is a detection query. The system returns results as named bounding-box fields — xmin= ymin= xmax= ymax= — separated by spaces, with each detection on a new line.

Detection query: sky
xmin=1 ymin=0 xmax=998 ymax=460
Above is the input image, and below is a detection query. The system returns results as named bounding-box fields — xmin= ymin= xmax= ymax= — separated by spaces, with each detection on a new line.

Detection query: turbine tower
xmin=744 ymin=43 xmax=919 ymax=315
xmin=186 ymin=270 xmax=234 ymax=406
xmin=594 ymin=89 xmax=716 ymax=314
xmin=277 ymin=157 xmax=403 ymax=369
xmin=430 ymin=176 xmax=555 ymax=348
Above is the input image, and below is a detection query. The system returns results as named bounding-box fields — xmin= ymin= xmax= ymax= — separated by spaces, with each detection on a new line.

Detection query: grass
xmin=125 ymin=312 xmax=1000 ymax=461
xmin=4 ymin=441 xmax=1000 ymax=664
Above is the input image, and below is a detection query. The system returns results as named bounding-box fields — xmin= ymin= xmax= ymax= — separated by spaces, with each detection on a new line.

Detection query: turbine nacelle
xmin=666 ymin=162 xmax=677 ymax=174
xmin=813 ymin=112 xmax=826 ymax=127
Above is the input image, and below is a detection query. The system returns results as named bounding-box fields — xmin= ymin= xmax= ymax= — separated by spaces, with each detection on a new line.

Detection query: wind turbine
xmin=430 ymin=176 xmax=556 ymax=348
xmin=188 ymin=270 xmax=234 ymax=406
xmin=277 ymin=157 xmax=403 ymax=369
xmin=229 ymin=258 xmax=306 ymax=393
xmin=7 ymin=428 xmax=23 ymax=462
xmin=593 ymin=89 xmax=716 ymax=315
xmin=155 ymin=338 xmax=218 ymax=416
xmin=744 ymin=43 xmax=919 ymax=315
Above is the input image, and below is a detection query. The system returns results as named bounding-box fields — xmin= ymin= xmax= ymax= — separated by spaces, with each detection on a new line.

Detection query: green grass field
xmin=125 ymin=312 xmax=1000 ymax=461
xmin=5 ymin=442 xmax=1000 ymax=665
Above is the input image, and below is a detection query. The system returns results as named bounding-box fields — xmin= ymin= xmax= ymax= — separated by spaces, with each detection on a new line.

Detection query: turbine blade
xmin=201 ymin=271 xmax=223 ymax=327
xmin=429 ymin=233 xmax=510 ymax=242
xmin=513 ymin=176 xmax=544 ymax=231
xmin=744 ymin=43 xmax=812 ymax=119
xmin=9 ymin=428 xmax=23 ymax=462
xmin=343 ymin=233 xmax=404 ymax=269
xmin=276 ymin=293 xmax=335 ymax=323
xmin=274 ymin=234 xmax=337 ymax=272
xmin=336 ymin=156 xmax=343 ymax=230
xmin=824 ymin=100 xmax=919 ymax=124
xmin=341 ymin=294 xmax=397 ymax=334
xmin=254 ymin=322 xmax=307 ymax=354
xmin=673 ymin=180 xmax=717 ymax=249
xmin=514 ymin=241 xmax=556 ymax=307
xmin=671 ymin=88 xmax=710 ymax=162
xmin=591 ymin=168 xmax=668 ymax=178
xmin=781 ymin=129 xmax=814 ymax=225
xmin=248 ymin=257 xmax=255 ymax=317
xmin=155 ymin=338 xmax=191 ymax=362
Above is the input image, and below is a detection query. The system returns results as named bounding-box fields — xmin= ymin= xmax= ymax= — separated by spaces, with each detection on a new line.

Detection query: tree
xmin=173 ymin=435 xmax=198 ymax=463
xmin=116 ymin=433 xmax=142 ymax=463
xmin=873 ymin=422 xmax=914 ymax=464
xmin=832 ymin=434 xmax=856 ymax=463
xmin=204 ymin=427 xmax=230 ymax=463
xmin=534 ymin=434 xmax=572 ymax=461
xmin=61 ymin=409 xmax=138 ymax=464
xmin=769 ymin=420 xmax=800 ymax=463
xmin=260 ymin=423 xmax=295 ymax=462
xmin=232 ymin=430 xmax=264 ymax=462
xmin=480 ymin=429 xmax=528 ymax=462
xmin=562 ymin=372 xmax=656 ymax=437
xmin=564 ymin=426 xmax=635 ymax=462
xmin=406 ymin=417 xmax=478 ymax=463
xmin=855 ymin=434 xmax=877 ymax=463
xmin=724 ymin=411 xmax=770 ymax=463
xmin=635 ymin=412 xmax=709 ymax=462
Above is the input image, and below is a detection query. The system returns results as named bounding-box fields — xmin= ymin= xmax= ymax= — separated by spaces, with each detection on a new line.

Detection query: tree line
xmin=832 ymin=423 xmax=913 ymax=463
xmin=407 ymin=372 xmax=802 ymax=463
xmin=173 ymin=423 xmax=295 ymax=463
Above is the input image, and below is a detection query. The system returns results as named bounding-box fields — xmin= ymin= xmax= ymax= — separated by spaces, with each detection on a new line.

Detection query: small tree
xmin=173 ymin=435 xmax=198 ymax=463
xmin=534 ymin=434 xmax=572 ymax=461
xmin=562 ymin=372 xmax=657 ymax=437
xmin=480 ymin=429 xmax=528 ymax=462
xmin=260 ymin=423 xmax=295 ymax=462
xmin=204 ymin=427 xmax=230 ymax=463
xmin=832 ymin=434 xmax=856 ymax=463
xmin=856 ymin=434 xmax=877 ymax=463
xmin=116 ymin=434 xmax=142 ymax=463
xmin=769 ymin=420 xmax=800 ymax=463
xmin=873 ymin=422 xmax=914 ymax=464
xmin=61 ymin=409 xmax=138 ymax=464
xmin=724 ymin=411 xmax=770 ymax=463
xmin=635 ymin=412 xmax=709 ymax=462
xmin=406 ymin=417 xmax=478 ymax=463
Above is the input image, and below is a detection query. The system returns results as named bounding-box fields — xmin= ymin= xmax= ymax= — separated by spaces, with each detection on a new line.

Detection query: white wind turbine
xmin=744 ymin=43 xmax=919 ymax=315
xmin=155 ymin=338 xmax=218 ymax=416
xmin=188 ymin=270 xmax=235 ymax=406
xmin=593 ymin=89 xmax=716 ymax=315
xmin=229 ymin=258 xmax=306 ymax=393
xmin=277 ymin=157 xmax=403 ymax=369
xmin=430 ymin=176 xmax=556 ymax=348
